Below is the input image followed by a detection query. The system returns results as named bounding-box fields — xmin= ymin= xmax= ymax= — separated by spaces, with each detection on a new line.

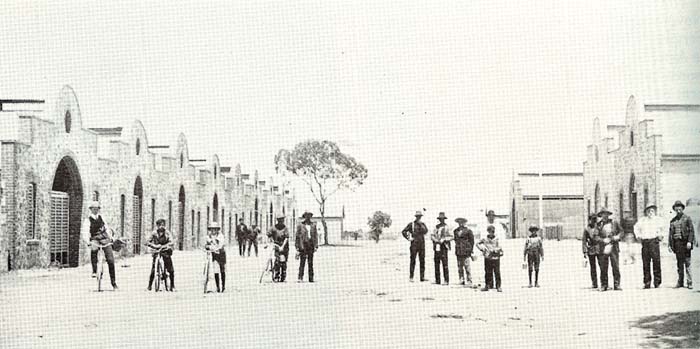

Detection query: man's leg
xmin=418 ymin=243 xmax=426 ymax=281
xmin=164 ymin=256 xmax=175 ymax=289
xmin=494 ymin=259 xmax=502 ymax=289
xmin=457 ymin=256 xmax=465 ymax=283
xmin=442 ymin=252 xmax=449 ymax=284
xmin=308 ymin=252 xmax=314 ymax=282
xmin=675 ymin=250 xmax=685 ymax=287
xmin=533 ymin=254 xmax=540 ymax=286
xmin=651 ymin=241 xmax=661 ymax=287
xmin=253 ymin=239 xmax=258 ymax=257
xmin=148 ymin=254 xmax=157 ymax=289
xmin=91 ymin=248 xmax=98 ymax=274
xmin=103 ymin=246 xmax=116 ymax=287
xmin=484 ymin=259 xmax=493 ymax=289
xmin=598 ymin=254 xmax=609 ymax=289
xmin=610 ymin=248 xmax=621 ymax=289
xmin=465 ymin=256 xmax=472 ymax=284
xmin=219 ymin=262 xmax=226 ymax=291
xmin=589 ymin=255 xmax=598 ymax=288
xmin=642 ymin=241 xmax=651 ymax=287
xmin=409 ymin=244 xmax=417 ymax=280
xmin=528 ymin=254 xmax=534 ymax=286
xmin=299 ymin=253 xmax=307 ymax=281
xmin=684 ymin=249 xmax=692 ymax=288
xmin=434 ymin=252 xmax=441 ymax=284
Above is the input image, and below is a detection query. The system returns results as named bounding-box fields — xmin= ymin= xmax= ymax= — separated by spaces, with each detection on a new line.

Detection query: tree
xmin=367 ymin=211 xmax=392 ymax=243
xmin=275 ymin=140 xmax=367 ymax=245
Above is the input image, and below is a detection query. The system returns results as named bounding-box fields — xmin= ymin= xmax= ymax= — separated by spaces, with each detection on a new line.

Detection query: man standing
xmin=146 ymin=219 xmax=175 ymax=291
xmin=205 ymin=222 xmax=227 ymax=292
xmin=668 ymin=200 xmax=695 ymax=289
xmin=476 ymin=225 xmax=503 ymax=292
xmin=235 ymin=218 xmax=248 ymax=257
xmin=295 ymin=211 xmax=318 ymax=282
xmin=453 ymin=217 xmax=474 ymax=286
xmin=598 ymin=207 xmax=623 ymax=291
xmin=81 ymin=201 xmax=118 ymax=290
xmin=582 ymin=214 xmax=602 ymax=289
xmin=268 ymin=214 xmax=290 ymax=282
xmin=431 ymin=212 xmax=452 ymax=285
xmin=634 ymin=204 xmax=664 ymax=289
xmin=401 ymin=211 xmax=429 ymax=282
xmin=248 ymin=224 xmax=260 ymax=257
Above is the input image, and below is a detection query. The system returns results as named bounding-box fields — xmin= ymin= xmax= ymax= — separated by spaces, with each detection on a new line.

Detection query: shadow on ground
xmin=631 ymin=311 xmax=700 ymax=348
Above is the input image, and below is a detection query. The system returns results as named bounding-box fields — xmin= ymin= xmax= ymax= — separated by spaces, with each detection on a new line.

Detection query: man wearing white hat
xmin=401 ymin=211 xmax=429 ymax=282
xmin=634 ymin=204 xmax=664 ymax=289
xmin=81 ymin=200 xmax=118 ymax=290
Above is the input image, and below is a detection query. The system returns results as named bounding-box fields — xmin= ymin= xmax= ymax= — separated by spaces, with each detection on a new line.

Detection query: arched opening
xmin=50 ymin=156 xmax=83 ymax=267
xmin=254 ymin=197 xmax=259 ymax=226
xmin=629 ymin=174 xmax=637 ymax=221
xmin=178 ymin=186 xmax=186 ymax=250
xmin=133 ymin=176 xmax=143 ymax=254
xmin=269 ymin=202 xmax=273 ymax=231
xmin=213 ymin=193 xmax=219 ymax=223
xmin=594 ymin=183 xmax=600 ymax=214
xmin=511 ymin=199 xmax=517 ymax=238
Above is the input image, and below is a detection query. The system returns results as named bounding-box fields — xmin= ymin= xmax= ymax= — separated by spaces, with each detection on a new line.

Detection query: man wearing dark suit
xmin=401 ymin=211 xmax=429 ymax=282
xmin=236 ymin=219 xmax=249 ymax=257
xmin=668 ymin=200 xmax=695 ymax=289
xmin=295 ymin=211 xmax=318 ymax=282
xmin=597 ymin=207 xmax=623 ymax=291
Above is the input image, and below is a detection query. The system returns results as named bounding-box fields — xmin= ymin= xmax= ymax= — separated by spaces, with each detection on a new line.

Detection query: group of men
xmin=584 ymin=200 xmax=696 ymax=291
xmin=82 ymin=198 xmax=321 ymax=292
xmin=401 ymin=210 xmax=510 ymax=292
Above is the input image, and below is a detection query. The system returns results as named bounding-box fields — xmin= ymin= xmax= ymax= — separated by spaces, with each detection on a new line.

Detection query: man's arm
xmin=81 ymin=219 xmax=91 ymax=244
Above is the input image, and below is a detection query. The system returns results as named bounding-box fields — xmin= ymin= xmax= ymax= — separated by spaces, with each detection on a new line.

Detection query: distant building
xmin=583 ymin=96 xmax=700 ymax=227
xmin=308 ymin=207 xmax=345 ymax=245
xmin=0 ymin=86 xmax=296 ymax=271
xmin=510 ymin=172 xmax=584 ymax=239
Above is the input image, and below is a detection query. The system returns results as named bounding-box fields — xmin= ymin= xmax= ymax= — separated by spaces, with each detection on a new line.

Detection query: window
xmin=214 ymin=166 xmax=217 ymax=179
xmin=64 ymin=110 xmax=71 ymax=133
xmin=191 ymin=210 xmax=195 ymax=236
xmin=27 ymin=183 xmax=37 ymax=239
xmin=221 ymin=209 xmax=225 ymax=234
xmin=92 ymin=191 xmax=99 ymax=201
xmin=207 ymin=207 xmax=210 ymax=226
xmin=151 ymin=199 xmax=156 ymax=230
xmin=197 ymin=211 xmax=201 ymax=245
xmin=120 ymin=194 xmax=126 ymax=236
xmin=587 ymin=199 xmax=591 ymax=216
xmin=630 ymin=131 xmax=634 ymax=146
xmin=136 ymin=138 xmax=141 ymax=155
xmin=644 ymin=186 xmax=649 ymax=209
xmin=180 ymin=153 xmax=184 ymax=169
xmin=594 ymin=183 xmax=600 ymax=214
xmin=605 ymin=195 xmax=608 ymax=208
xmin=168 ymin=201 xmax=173 ymax=230
xmin=618 ymin=192 xmax=624 ymax=219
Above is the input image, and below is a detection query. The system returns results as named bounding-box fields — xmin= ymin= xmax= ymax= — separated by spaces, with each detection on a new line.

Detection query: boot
xmin=221 ymin=272 xmax=226 ymax=292
xmin=148 ymin=274 xmax=154 ymax=291
xmin=214 ymin=274 xmax=221 ymax=293
xmin=169 ymin=272 xmax=175 ymax=291
xmin=535 ymin=271 xmax=540 ymax=287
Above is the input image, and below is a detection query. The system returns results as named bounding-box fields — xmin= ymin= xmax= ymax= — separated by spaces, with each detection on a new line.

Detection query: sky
xmin=1 ymin=0 xmax=698 ymax=231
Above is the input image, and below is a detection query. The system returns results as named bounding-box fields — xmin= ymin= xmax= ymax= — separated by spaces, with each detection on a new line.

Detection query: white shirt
xmin=634 ymin=216 xmax=665 ymax=240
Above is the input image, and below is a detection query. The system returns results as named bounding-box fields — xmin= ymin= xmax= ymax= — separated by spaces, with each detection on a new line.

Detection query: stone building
xmin=583 ymin=95 xmax=700 ymax=227
xmin=0 ymin=86 xmax=296 ymax=272
xmin=510 ymin=172 xmax=584 ymax=239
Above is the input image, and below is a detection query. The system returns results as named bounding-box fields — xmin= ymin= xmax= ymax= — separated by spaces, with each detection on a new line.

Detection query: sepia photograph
xmin=0 ymin=1 xmax=698 ymax=348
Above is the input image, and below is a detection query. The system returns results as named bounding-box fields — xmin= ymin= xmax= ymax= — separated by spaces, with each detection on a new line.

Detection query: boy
xmin=205 ymin=222 xmax=227 ymax=292
xmin=146 ymin=219 xmax=175 ymax=291
xmin=476 ymin=225 xmax=503 ymax=292
xmin=523 ymin=225 xmax=544 ymax=288
xmin=453 ymin=217 xmax=474 ymax=286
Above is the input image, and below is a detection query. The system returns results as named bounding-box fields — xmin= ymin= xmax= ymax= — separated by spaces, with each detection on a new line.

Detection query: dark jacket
xmin=89 ymin=216 xmax=112 ymax=246
xmin=453 ymin=226 xmax=474 ymax=256
xmin=295 ymin=221 xmax=318 ymax=253
xmin=268 ymin=224 xmax=290 ymax=255
xmin=582 ymin=225 xmax=600 ymax=255
xmin=147 ymin=229 xmax=174 ymax=256
xmin=598 ymin=218 xmax=622 ymax=253
xmin=236 ymin=224 xmax=248 ymax=240
xmin=401 ymin=221 xmax=429 ymax=243
xmin=669 ymin=213 xmax=695 ymax=252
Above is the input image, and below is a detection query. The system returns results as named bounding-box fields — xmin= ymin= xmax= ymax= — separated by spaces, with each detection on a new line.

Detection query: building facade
xmin=0 ymin=86 xmax=296 ymax=271
xmin=583 ymin=95 xmax=700 ymax=228
xmin=510 ymin=172 xmax=584 ymax=239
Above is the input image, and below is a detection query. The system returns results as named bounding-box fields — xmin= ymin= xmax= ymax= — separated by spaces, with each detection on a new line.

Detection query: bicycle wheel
xmin=259 ymin=260 xmax=271 ymax=284
xmin=202 ymin=260 xmax=210 ymax=294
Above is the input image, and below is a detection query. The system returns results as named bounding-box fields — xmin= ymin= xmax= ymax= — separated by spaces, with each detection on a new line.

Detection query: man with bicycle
xmin=205 ymin=222 xmax=227 ymax=292
xmin=146 ymin=219 xmax=175 ymax=291
xmin=81 ymin=200 xmax=118 ymax=290
xmin=267 ymin=214 xmax=290 ymax=282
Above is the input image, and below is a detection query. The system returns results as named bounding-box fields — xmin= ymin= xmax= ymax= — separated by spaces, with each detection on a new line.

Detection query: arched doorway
xmin=594 ymin=183 xmax=600 ymax=214
xmin=50 ymin=156 xmax=83 ymax=267
xmin=213 ymin=193 xmax=219 ymax=223
xmin=178 ymin=186 xmax=186 ymax=250
xmin=629 ymin=174 xmax=637 ymax=221
xmin=133 ymin=176 xmax=143 ymax=254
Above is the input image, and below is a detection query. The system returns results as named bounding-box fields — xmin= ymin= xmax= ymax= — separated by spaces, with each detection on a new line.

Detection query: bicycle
xmin=202 ymin=249 xmax=220 ymax=294
xmin=149 ymin=245 xmax=172 ymax=292
xmin=260 ymin=238 xmax=288 ymax=283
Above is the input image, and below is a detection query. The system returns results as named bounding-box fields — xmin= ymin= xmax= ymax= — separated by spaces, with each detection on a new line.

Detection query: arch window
xmin=630 ymin=131 xmax=635 ymax=147
xmin=168 ymin=201 xmax=173 ymax=230
xmin=120 ymin=194 xmax=126 ymax=236
xmin=214 ymin=166 xmax=217 ymax=179
xmin=27 ymin=183 xmax=37 ymax=239
xmin=64 ymin=110 xmax=71 ymax=133
xmin=151 ymin=198 xmax=156 ymax=230
xmin=92 ymin=191 xmax=99 ymax=201
xmin=594 ymin=183 xmax=600 ymax=214
xmin=180 ymin=153 xmax=184 ymax=169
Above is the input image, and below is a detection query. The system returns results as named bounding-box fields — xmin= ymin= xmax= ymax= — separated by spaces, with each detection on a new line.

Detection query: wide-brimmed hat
xmin=644 ymin=204 xmax=658 ymax=214
xmin=528 ymin=225 xmax=539 ymax=232
xmin=672 ymin=200 xmax=685 ymax=210
xmin=302 ymin=211 xmax=313 ymax=218
xmin=597 ymin=207 xmax=613 ymax=216
xmin=455 ymin=217 xmax=467 ymax=224
xmin=437 ymin=212 xmax=447 ymax=220
xmin=485 ymin=210 xmax=495 ymax=217
xmin=88 ymin=200 xmax=101 ymax=209
xmin=414 ymin=211 xmax=423 ymax=217
xmin=208 ymin=221 xmax=221 ymax=230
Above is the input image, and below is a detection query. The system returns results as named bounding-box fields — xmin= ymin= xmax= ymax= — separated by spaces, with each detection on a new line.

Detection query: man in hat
xmin=295 ymin=211 xmax=318 ymax=282
xmin=453 ymin=217 xmax=475 ymax=286
xmin=401 ymin=211 xmax=429 ymax=282
xmin=582 ymin=214 xmax=602 ymax=289
xmin=247 ymin=224 xmax=261 ymax=257
xmin=668 ymin=200 xmax=695 ymax=289
xmin=81 ymin=200 xmax=118 ymax=290
xmin=146 ymin=218 xmax=175 ymax=291
xmin=523 ymin=225 xmax=544 ymax=288
xmin=634 ymin=204 xmax=664 ymax=289
xmin=430 ymin=212 xmax=452 ymax=285
xmin=476 ymin=225 xmax=503 ymax=292
xmin=205 ymin=222 xmax=227 ymax=292
xmin=268 ymin=214 xmax=290 ymax=282
xmin=597 ymin=207 xmax=623 ymax=291
xmin=235 ymin=218 xmax=249 ymax=257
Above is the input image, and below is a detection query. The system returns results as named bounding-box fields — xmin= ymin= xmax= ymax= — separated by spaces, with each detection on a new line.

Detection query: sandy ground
xmin=1 ymin=239 xmax=699 ymax=349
